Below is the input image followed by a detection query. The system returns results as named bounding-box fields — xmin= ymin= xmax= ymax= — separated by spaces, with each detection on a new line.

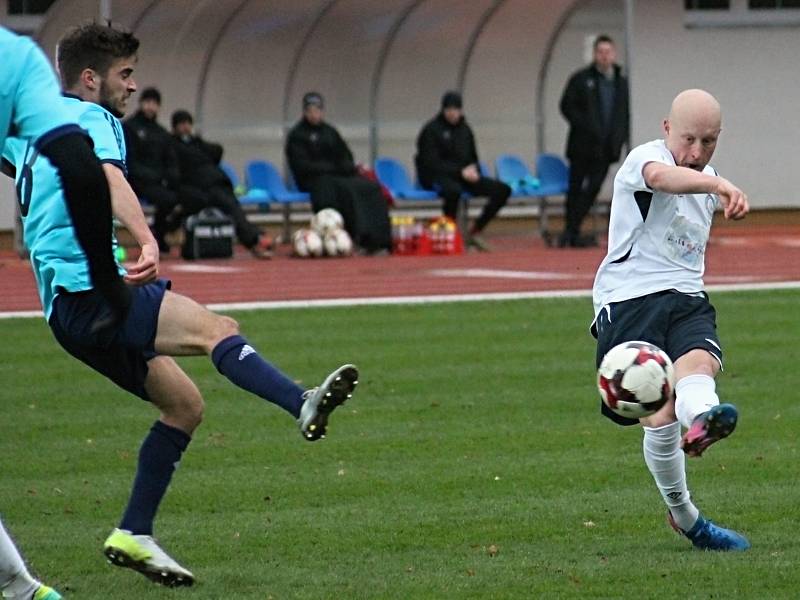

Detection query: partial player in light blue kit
xmin=3 ymin=96 xmax=129 ymax=320
xmin=0 ymin=24 xmax=133 ymax=600
xmin=6 ymin=23 xmax=361 ymax=589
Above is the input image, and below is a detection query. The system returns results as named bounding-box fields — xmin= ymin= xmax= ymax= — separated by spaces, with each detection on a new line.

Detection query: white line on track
xmin=428 ymin=268 xmax=591 ymax=280
xmin=3 ymin=280 xmax=800 ymax=319
xmin=168 ymin=264 xmax=245 ymax=273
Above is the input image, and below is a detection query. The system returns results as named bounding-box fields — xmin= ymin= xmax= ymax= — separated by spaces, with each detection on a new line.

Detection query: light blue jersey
xmin=0 ymin=26 xmax=82 ymax=152
xmin=3 ymin=95 xmax=127 ymax=319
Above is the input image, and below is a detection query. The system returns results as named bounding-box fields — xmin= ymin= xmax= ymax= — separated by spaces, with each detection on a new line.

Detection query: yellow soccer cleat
xmin=103 ymin=528 xmax=194 ymax=588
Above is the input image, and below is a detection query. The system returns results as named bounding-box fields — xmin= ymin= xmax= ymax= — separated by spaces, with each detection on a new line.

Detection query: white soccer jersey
xmin=592 ymin=139 xmax=720 ymax=321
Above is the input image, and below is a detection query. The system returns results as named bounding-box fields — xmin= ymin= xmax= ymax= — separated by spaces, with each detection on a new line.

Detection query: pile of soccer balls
xmin=292 ymin=208 xmax=353 ymax=258
xmin=597 ymin=340 xmax=676 ymax=419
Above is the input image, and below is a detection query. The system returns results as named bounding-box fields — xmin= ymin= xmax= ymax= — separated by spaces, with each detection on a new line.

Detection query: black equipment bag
xmin=181 ymin=208 xmax=235 ymax=259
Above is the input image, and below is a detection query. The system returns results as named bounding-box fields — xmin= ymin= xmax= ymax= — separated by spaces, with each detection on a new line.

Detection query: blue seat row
xmin=222 ymin=153 xmax=571 ymax=240
xmin=220 ymin=159 xmax=310 ymax=240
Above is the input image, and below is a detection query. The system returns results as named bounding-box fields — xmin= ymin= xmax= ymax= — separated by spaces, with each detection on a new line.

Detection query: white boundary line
xmin=3 ymin=280 xmax=800 ymax=320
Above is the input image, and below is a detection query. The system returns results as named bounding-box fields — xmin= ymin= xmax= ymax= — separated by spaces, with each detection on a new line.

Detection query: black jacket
xmin=123 ymin=111 xmax=180 ymax=192
xmin=171 ymin=133 xmax=230 ymax=190
xmin=559 ymin=63 xmax=629 ymax=162
xmin=285 ymin=119 xmax=356 ymax=191
xmin=415 ymin=113 xmax=479 ymax=187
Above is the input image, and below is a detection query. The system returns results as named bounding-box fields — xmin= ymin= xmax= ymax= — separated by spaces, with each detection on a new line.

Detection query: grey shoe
xmin=298 ymin=364 xmax=359 ymax=441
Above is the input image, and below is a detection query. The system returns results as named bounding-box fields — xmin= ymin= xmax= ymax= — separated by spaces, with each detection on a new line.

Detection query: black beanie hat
xmin=441 ymin=90 xmax=463 ymax=109
xmin=302 ymin=92 xmax=324 ymax=109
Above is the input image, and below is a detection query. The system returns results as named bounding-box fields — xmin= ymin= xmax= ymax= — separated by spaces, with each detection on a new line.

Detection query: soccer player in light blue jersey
xmin=1 ymin=24 xmax=136 ymax=600
xmin=4 ymin=23 xmax=360 ymax=588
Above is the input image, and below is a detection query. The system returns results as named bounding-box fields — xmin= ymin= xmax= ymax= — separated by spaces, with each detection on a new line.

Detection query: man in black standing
xmin=286 ymin=92 xmax=391 ymax=254
xmin=415 ymin=91 xmax=510 ymax=251
xmin=559 ymin=34 xmax=629 ymax=248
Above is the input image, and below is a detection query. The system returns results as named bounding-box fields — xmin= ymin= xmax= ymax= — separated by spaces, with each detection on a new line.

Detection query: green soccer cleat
xmin=298 ymin=364 xmax=359 ymax=441
xmin=33 ymin=585 xmax=62 ymax=600
xmin=103 ymin=528 xmax=194 ymax=588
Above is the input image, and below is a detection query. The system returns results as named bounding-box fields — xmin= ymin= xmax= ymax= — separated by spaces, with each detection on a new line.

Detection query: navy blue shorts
xmin=593 ymin=289 xmax=723 ymax=426
xmin=48 ymin=279 xmax=171 ymax=401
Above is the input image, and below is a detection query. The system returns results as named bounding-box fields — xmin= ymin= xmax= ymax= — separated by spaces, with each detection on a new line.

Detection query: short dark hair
xmin=57 ymin=22 xmax=139 ymax=88
xmin=593 ymin=34 xmax=615 ymax=50
xmin=171 ymin=109 xmax=193 ymax=128
xmin=139 ymin=87 xmax=161 ymax=104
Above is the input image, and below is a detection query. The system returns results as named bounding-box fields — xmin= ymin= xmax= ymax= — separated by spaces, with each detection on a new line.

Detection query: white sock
xmin=642 ymin=422 xmax=699 ymax=531
xmin=675 ymin=374 xmax=719 ymax=429
xmin=0 ymin=519 xmax=38 ymax=599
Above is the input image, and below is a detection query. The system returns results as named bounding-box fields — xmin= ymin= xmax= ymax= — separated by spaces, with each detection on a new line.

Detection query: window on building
xmin=748 ymin=0 xmax=800 ymax=8
xmin=685 ymin=0 xmax=800 ymax=26
xmin=685 ymin=0 xmax=731 ymax=9
xmin=8 ymin=0 xmax=58 ymax=15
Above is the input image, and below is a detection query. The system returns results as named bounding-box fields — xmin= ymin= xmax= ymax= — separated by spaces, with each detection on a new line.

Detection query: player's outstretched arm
xmin=102 ymin=163 xmax=160 ymax=285
xmin=643 ymin=161 xmax=749 ymax=220
xmin=39 ymin=132 xmax=132 ymax=316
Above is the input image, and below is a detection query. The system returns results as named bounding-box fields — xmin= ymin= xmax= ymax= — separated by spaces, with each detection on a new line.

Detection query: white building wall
xmin=630 ymin=0 xmax=800 ymax=208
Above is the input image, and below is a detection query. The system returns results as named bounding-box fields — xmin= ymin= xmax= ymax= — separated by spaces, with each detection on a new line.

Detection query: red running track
xmin=2 ymin=224 xmax=799 ymax=314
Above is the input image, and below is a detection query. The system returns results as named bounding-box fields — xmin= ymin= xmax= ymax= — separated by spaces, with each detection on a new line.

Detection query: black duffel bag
xmin=181 ymin=208 xmax=235 ymax=259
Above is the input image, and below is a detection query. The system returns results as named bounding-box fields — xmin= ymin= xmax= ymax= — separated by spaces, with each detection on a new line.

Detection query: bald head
xmin=669 ymin=89 xmax=721 ymax=131
xmin=663 ymin=89 xmax=722 ymax=171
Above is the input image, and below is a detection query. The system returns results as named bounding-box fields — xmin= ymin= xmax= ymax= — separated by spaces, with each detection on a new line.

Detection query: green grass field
xmin=1 ymin=289 xmax=798 ymax=599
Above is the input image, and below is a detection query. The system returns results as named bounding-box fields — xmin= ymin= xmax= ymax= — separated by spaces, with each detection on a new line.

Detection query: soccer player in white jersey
xmin=3 ymin=23 xmax=359 ymax=588
xmin=592 ymin=89 xmax=750 ymax=551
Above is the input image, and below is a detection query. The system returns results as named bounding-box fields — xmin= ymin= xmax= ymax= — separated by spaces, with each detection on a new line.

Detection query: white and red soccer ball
xmin=597 ymin=341 xmax=676 ymax=419
xmin=292 ymin=228 xmax=324 ymax=257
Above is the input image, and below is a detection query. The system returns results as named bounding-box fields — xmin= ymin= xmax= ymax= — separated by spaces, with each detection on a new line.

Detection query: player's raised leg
xmin=673 ymin=350 xmax=737 ymax=457
xmin=153 ymin=291 xmax=359 ymax=439
xmin=0 ymin=518 xmax=62 ymax=599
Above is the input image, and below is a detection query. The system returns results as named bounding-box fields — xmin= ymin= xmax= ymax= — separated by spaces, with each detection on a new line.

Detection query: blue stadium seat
xmin=220 ymin=161 xmax=271 ymax=207
xmin=495 ymin=154 xmax=540 ymax=196
xmin=532 ymin=153 xmax=570 ymax=241
xmin=245 ymin=159 xmax=311 ymax=240
xmin=220 ymin=161 xmax=239 ymax=187
xmin=374 ymin=157 xmax=438 ymax=200
xmin=535 ymin=153 xmax=569 ymax=195
xmin=245 ymin=160 xmax=309 ymax=203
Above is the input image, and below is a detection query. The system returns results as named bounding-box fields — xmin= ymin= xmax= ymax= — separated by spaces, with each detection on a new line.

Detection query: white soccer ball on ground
xmin=311 ymin=208 xmax=345 ymax=236
xmin=333 ymin=228 xmax=353 ymax=256
xmin=292 ymin=228 xmax=323 ymax=258
xmin=597 ymin=341 xmax=676 ymax=419
xmin=322 ymin=229 xmax=353 ymax=257
xmin=322 ymin=232 xmax=339 ymax=257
